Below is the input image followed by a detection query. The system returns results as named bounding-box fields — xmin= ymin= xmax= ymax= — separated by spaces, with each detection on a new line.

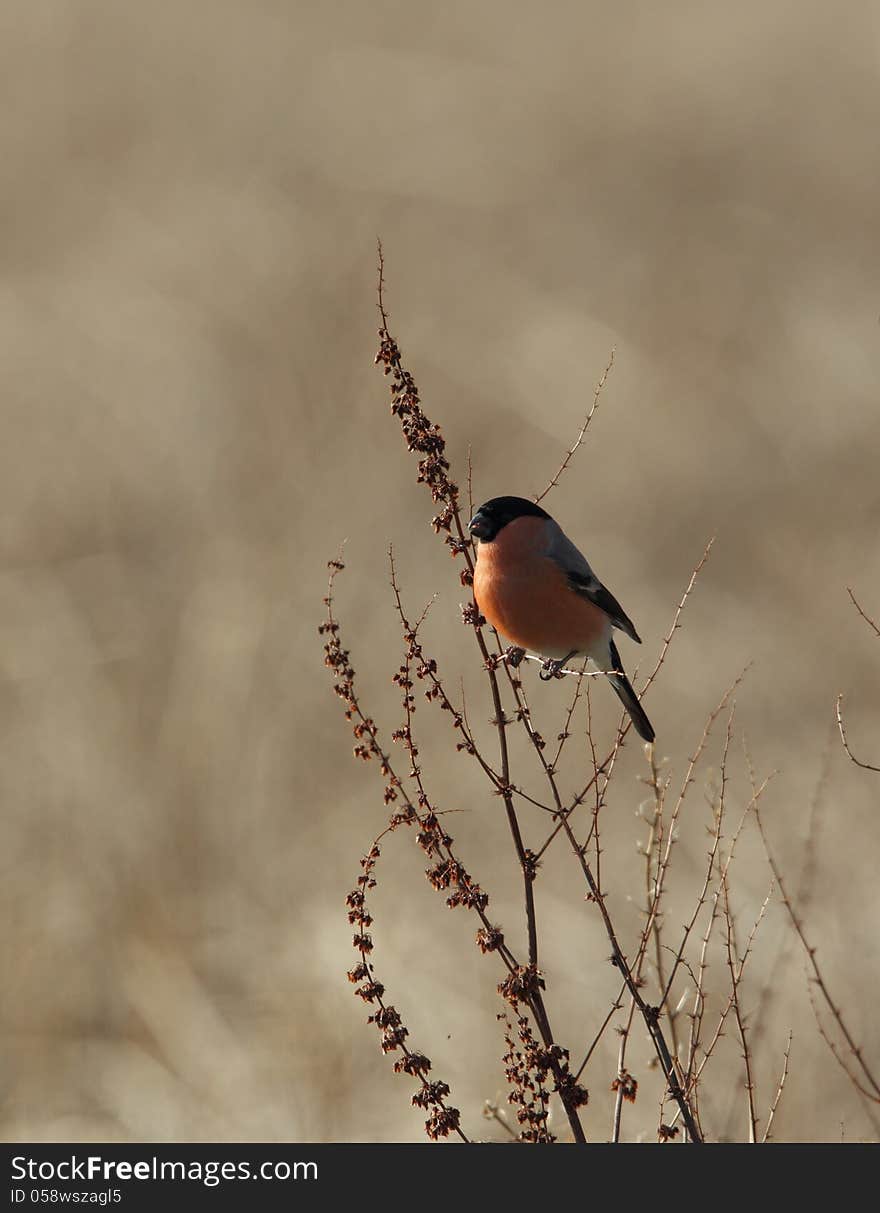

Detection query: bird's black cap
xmin=468 ymin=496 xmax=550 ymax=542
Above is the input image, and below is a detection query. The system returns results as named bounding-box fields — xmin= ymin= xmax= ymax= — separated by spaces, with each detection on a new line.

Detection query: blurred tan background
xmin=1 ymin=0 xmax=879 ymax=1143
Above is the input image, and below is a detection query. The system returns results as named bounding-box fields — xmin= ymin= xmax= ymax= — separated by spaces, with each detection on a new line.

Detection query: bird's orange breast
xmin=473 ymin=516 xmax=609 ymax=659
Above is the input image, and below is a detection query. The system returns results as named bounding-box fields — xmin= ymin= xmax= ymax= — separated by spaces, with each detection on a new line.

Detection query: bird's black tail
xmin=607 ymin=639 xmax=655 ymax=743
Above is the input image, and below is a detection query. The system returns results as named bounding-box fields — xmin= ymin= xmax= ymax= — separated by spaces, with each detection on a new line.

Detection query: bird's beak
xmin=468 ymin=512 xmax=490 ymax=540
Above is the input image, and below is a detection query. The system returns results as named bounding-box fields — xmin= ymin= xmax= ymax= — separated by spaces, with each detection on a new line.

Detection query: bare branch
xmin=752 ymin=787 xmax=880 ymax=1105
xmin=636 ymin=670 xmax=751 ymax=980
xmin=836 ymin=693 xmax=880 ymax=773
xmin=673 ymin=878 xmax=773 ymax=1137
xmin=761 ymin=1032 xmax=793 ymax=1143
xmin=722 ymin=875 xmax=759 ymax=1143
xmin=847 ymin=586 xmax=880 ymax=638
xmin=574 ymin=980 xmax=627 ymax=1082
xmin=641 ymin=537 xmax=715 ymax=699
xmin=836 ymin=587 xmax=880 ymax=771
xmin=534 ymin=348 xmax=615 ymax=504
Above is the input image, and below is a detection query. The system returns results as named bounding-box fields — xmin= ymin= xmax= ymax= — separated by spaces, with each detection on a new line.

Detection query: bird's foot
xmin=539 ymin=651 xmax=578 ymax=681
xmin=505 ymin=646 xmax=526 ymax=669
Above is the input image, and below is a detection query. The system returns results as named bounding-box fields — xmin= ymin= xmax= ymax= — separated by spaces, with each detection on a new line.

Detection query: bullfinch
xmin=468 ymin=496 xmax=655 ymax=743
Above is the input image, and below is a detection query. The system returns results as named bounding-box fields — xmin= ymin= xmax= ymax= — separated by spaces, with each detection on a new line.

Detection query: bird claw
xmin=539 ymin=658 xmax=564 ymax=681
xmin=506 ymin=646 xmax=526 ymax=669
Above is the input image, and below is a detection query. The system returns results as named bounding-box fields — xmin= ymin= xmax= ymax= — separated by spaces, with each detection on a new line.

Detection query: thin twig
xmin=635 ymin=671 xmax=750 ymax=981
xmin=721 ymin=875 xmax=759 ymax=1142
xmin=751 ymin=760 xmax=880 ymax=1105
xmin=750 ymin=728 xmax=833 ymax=1049
xmin=805 ymin=983 xmax=880 ymax=1125
xmin=847 ymin=586 xmax=880 ymax=638
xmin=762 ymin=1033 xmax=793 ymax=1143
xmin=574 ymin=980 xmax=627 ymax=1082
xmin=836 ymin=693 xmax=880 ymax=772
xmin=551 ymin=656 xmax=591 ymax=770
xmin=466 ymin=445 xmax=475 ymax=524
xmin=671 ymin=880 xmax=773 ymax=1136
xmin=534 ymin=349 xmax=615 ymax=504
xmin=836 ymin=587 xmax=880 ymax=771
xmin=612 ymin=1002 xmax=637 ymax=1143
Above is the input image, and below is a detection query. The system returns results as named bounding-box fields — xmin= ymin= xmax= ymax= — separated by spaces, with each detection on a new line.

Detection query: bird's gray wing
xmin=545 ymin=522 xmax=641 ymax=643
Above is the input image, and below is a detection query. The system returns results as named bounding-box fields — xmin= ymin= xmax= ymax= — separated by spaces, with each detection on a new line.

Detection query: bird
xmin=468 ymin=495 xmax=655 ymax=743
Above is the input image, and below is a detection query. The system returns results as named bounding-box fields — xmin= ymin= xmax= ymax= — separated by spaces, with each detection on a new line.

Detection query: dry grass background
xmin=1 ymin=1 xmax=879 ymax=1142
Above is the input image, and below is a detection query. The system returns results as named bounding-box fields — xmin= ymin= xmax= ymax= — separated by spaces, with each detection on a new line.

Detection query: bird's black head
xmin=468 ymin=496 xmax=550 ymax=542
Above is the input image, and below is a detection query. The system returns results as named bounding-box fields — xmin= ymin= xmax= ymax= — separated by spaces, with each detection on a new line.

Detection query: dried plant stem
xmin=836 ymin=587 xmax=880 ymax=771
xmin=753 ymin=799 xmax=880 ymax=1106
xmin=641 ymin=538 xmax=715 ymax=698
xmin=388 ymin=560 xmax=588 ymax=1141
xmin=544 ymin=655 xmax=591 ymax=775
xmin=836 ymin=694 xmax=880 ymax=772
xmin=614 ymin=749 xmax=675 ymax=1144
xmin=476 ymin=646 xmax=589 ymax=1142
xmin=375 ymin=249 xmax=589 ymax=1143
xmin=847 ymin=586 xmax=880 ymax=637
xmin=534 ymin=348 xmax=615 ymax=504
xmin=571 ymin=821 xmax=703 ymax=1141
xmin=351 ymin=820 xmax=470 ymax=1142
xmin=671 ymin=882 xmax=773 ymax=1137
xmin=635 ymin=673 xmax=748 ymax=987
xmin=662 ymin=729 xmax=771 ymax=1030
xmin=493 ymin=591 xmax=706 ymax=1140
xmin=721 ymin=875 xmax=759 ymax=1142
xmin=513 ymin=692 xmax=704 ymax=1137
xmin=574 ymin=980 xmax=627 ymax=1081
xmin=762 ymin=1032 xmax=793 ymax=1143
xmin=612 ymin=1001 xmax=638 ymax=1143
xmin=639 ymin=749 xmax=690 ymax=1107
xmin=679 ymin=778 xmax=769 ymax=1108
xmin=750 ymin=732 xmax=832 ymax=1050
